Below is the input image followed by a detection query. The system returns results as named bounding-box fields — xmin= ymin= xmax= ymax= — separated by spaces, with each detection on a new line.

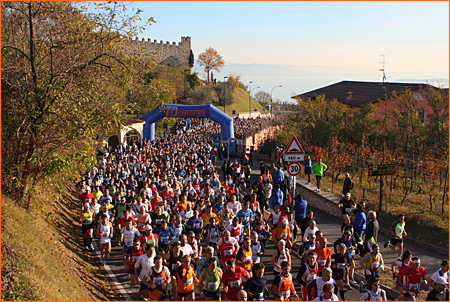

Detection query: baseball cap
xmin=343 ymin=231 xmax=352 ymax=237
xmin=436 ymin=276 xmax=449 ymax=285
xmin=282 ymin=219 xmax=288 ymax=225
xmin=145 ymin=225 xmax=152 ymax=231
xmin=346 ymin=193 xmax=351 ymax=197
xmin=372 ymin=244 xmax=379 ymax=249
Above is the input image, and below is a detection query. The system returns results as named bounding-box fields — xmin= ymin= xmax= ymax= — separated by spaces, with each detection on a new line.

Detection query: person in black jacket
xmin=364 ymin=211 xmax=380 ymax=253
xmin=342 ymin=173 xmax=354 ymax=196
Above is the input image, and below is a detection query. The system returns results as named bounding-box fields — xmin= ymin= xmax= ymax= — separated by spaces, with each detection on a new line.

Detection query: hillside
xmin=1 ymin=189 xmax=115 ymax=301
xmin=214 ymin=87 xmax=266 ymax=117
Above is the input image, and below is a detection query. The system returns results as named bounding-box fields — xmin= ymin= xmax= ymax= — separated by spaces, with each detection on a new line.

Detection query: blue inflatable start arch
xmin=142 ymin=103 xmax=235 ymax=154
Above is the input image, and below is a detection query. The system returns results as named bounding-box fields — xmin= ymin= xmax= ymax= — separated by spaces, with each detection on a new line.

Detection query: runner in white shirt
xmin=134 ymin=244 xmax=156 ymax=284
xmin=228 ymin=194 xmax=242 ymax=217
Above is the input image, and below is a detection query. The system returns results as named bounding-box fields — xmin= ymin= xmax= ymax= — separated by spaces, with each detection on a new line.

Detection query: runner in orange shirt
xmin=176 ymin=255 xmax=199 ymax=301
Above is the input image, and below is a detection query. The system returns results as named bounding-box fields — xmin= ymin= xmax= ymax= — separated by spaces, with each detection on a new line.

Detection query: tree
xmin=255 ymin=91 xmax=271 ymax=105
xmin=188 ymin=87 xmax=213 ymax=105
xmin=198 ymin=47 xmax=224 ymax=84
xmin=188 ymin=50 xmax=195 ymax=68
xmin=1 ymin=1 xmax=153 ymax=208
xmin=212 ymin=81 xmax=235 ymax=107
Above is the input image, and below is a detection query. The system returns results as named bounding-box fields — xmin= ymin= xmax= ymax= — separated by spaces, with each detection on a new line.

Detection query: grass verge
xmin=1 ymin=186 xmax=116 ymax=301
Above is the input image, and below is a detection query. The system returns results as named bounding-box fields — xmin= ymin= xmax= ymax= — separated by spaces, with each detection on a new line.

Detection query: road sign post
xmin=368 ymin=164 xmax=395 ymax=212
xmin=284 ymin=136 xmax=305 ymax=162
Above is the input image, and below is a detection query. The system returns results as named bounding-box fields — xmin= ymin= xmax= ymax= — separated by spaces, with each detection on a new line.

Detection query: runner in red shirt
xmin=397 ymin=257 xmax=428 ymax=300
xmin=221 ymin=259 xmax=249 ymax=301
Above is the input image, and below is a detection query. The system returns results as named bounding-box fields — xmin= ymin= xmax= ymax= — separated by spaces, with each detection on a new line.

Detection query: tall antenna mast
xmin=379 ymin=55 xmax=387 ymax=83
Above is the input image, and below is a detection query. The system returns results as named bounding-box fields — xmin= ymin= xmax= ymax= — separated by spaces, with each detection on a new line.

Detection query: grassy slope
xmin=214 ymin=87 xmax=266 ymax=116
xmin=1 ymin=190 xmax=115 ymax=301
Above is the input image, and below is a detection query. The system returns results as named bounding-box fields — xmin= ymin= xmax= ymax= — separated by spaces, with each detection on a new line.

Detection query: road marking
xmin=93 ymin=242 xmax=132 ymax=301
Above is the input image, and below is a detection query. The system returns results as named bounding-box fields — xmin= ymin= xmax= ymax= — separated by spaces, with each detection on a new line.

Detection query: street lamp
xmin=250 ymin=86 xmax=260 ymax=117
xmin=223 ymin=76 xmax=228 ymax=113
xmin=271 ymin=85 xmax=282 ymax=117
xmin=184 ymin=69 xmax=190 ymax=105
xmin=248 ymin=81 xmax=253 ymax=118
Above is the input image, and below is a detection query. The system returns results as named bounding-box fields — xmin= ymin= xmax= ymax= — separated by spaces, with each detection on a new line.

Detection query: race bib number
xmin=208 ymin=282 xmax=219 ymax=290
xmin=258 ymin=233 xmax=264 ymax=240
xmin=194 ymin=223 xmax=200 ymax=229
xmin=230 ymin=280 xmax=241 ymax=288
xmin=318 ymin=259 xmax=326 ymax=266
xmin=160 ymin=236 xmax=169 ymax=243
xmin=337 ymin=263 xmax=346 ymax=269
xmin=125 ymin=240 xmax=133 ymax=246
xmin=102 ymin=233 xmax=108 ymax=237
xmin=345 ymin=207 xmax=352 ymax=213
xmin=224 ymin=249 xmax=233 ymax=257
xmin=409 ymin=283 xmax=419 ymax=291
xmin=282 ymin=290 xmax=290 ymax=298
xmin=371 ymin=261 xmax=379 ymax=269
xmin=254 ymin=292 xmax=264 ymax=301
xmin=83 ymin=218 xmax=92 ymax=224
xmin=132 ymin=256 xmax=139 ymax=263
xmin=175 ymin=229 xmax=182 ymax=236
xmin=138 ymin=223 xmax=145 ymax=229
xmin=155 ymin=219 xmax=162 ymax=225
xmin=307 ymin=273 xmax=316 ymax=281
xmin=172 ymin=263 xmax=177 ymax=270
xmin=154 ymin=277 xmax=164 ymax=285
xmin=280 ymin=233 xmax=287 ymax=239
xmin=244 ymin=256 xmax=252 ymax=263
xmin=185 ymin=278 xmax=193 ymax=286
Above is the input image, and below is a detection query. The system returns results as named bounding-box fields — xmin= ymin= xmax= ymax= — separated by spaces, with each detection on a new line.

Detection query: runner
xmin=425 ymin=276 xmax=448 ymax=301
xmin=140 ymin=225 xmax=158 ymax=249
xmin=198 ymin=257 xmax=223 ymax=301
xmin=384 ymin=214 xmax=407 ymax=260
xmin=176 ymin=255 xmax=199 ymax=301
xmin=359 ymin=244 xmax=385 ymax=289
xmin=313 ymin=283 xmax=339 ymax=301
xmin=296 ymin=252 xmax=319 ymax=300
xmin=243 ymin=263 xmax=269 ymax=301
xmin=331 ymin=243 xmax=353 ymax=295
xmin=164 ymin=241 xmax=184 ymax=301
xmin=217 ymin=230 xmax=239 ymax=267
xmin=271 ymin=261 xmax=299 ymax=301
xmin=124 ymin=238 xmax=144 ymax=287
xmin=79 ymin=202 xmax=95 ymax=251
xmin=96 ymin=213 xmax=113 ymax=264
xmin=272 ymin=219 xmax=292 ymax=249
xmin=121 ymin=219 xmax=141 ymax=269
xmin=222 ymin=259 xmax=249 ymax=301
xmin=359 ymin=277 xmax=387 ymax=301
xmin=236 ymin=236 xmax=253 ymax=276
xmin=397 ymin=257 xmax=428 ymax=301
xmin=141 ymin=254 xmax=171 ymax=301
xmin=271 ymin=240 xmax=290 ymax=276
xmin=307 ymin=267 xmax=337 ymax=299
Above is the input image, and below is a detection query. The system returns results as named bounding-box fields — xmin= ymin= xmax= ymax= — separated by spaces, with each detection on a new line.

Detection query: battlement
xmin=129 ymin=36 xmax=191 ymax=66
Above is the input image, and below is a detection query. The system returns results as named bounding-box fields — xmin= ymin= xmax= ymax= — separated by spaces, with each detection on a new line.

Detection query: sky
xmin=131 ymin=1 xmax=449 ymax=103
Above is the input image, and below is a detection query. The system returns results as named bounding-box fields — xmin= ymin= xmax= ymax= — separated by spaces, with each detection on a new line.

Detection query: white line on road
xmin=93 ymin=242 xmax=132 ymax=301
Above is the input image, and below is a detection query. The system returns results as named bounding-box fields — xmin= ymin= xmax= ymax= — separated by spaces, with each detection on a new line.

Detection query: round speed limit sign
xmin=288 ymin=161 xmax=301 ymax=177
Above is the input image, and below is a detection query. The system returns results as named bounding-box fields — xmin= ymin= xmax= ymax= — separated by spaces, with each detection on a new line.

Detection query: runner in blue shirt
xmin=237 ymin=201 xmax=254 ymax=237
xmin=187 ymin=210 xmax=203 ymax=241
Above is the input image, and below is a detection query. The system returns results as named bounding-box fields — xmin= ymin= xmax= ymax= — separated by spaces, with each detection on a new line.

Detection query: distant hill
xmin=214 ymin=87 xmax=266 ymax=116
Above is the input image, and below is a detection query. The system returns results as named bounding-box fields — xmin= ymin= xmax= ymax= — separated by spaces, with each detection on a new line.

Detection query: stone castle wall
xmin=129 ymin=36 xmax=191 ymax=66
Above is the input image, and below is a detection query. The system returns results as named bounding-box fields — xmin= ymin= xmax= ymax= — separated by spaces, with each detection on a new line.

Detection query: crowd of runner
xmin=77 ymin=117 xmax=449 ymax=301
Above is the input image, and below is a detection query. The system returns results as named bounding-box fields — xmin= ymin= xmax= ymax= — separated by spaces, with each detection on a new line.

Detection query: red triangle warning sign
xmin=284 ymin=136 xmax=305 ymax=154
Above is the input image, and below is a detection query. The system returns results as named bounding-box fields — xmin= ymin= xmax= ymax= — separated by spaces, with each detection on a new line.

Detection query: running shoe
xmin=85 ymin=246 xmax=89 ymax=250
xmin=349 ymin=279 xmax=358 ymax=286
xmin=117 ymin=241 xmax=122 ymax=246
xmin=359 ymin=281 xmax=364 ymax=293
xmin=90 ymin=244 xmax=95 ymax=251
xmin=384 ymin=240 xmax=390 ymax=248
